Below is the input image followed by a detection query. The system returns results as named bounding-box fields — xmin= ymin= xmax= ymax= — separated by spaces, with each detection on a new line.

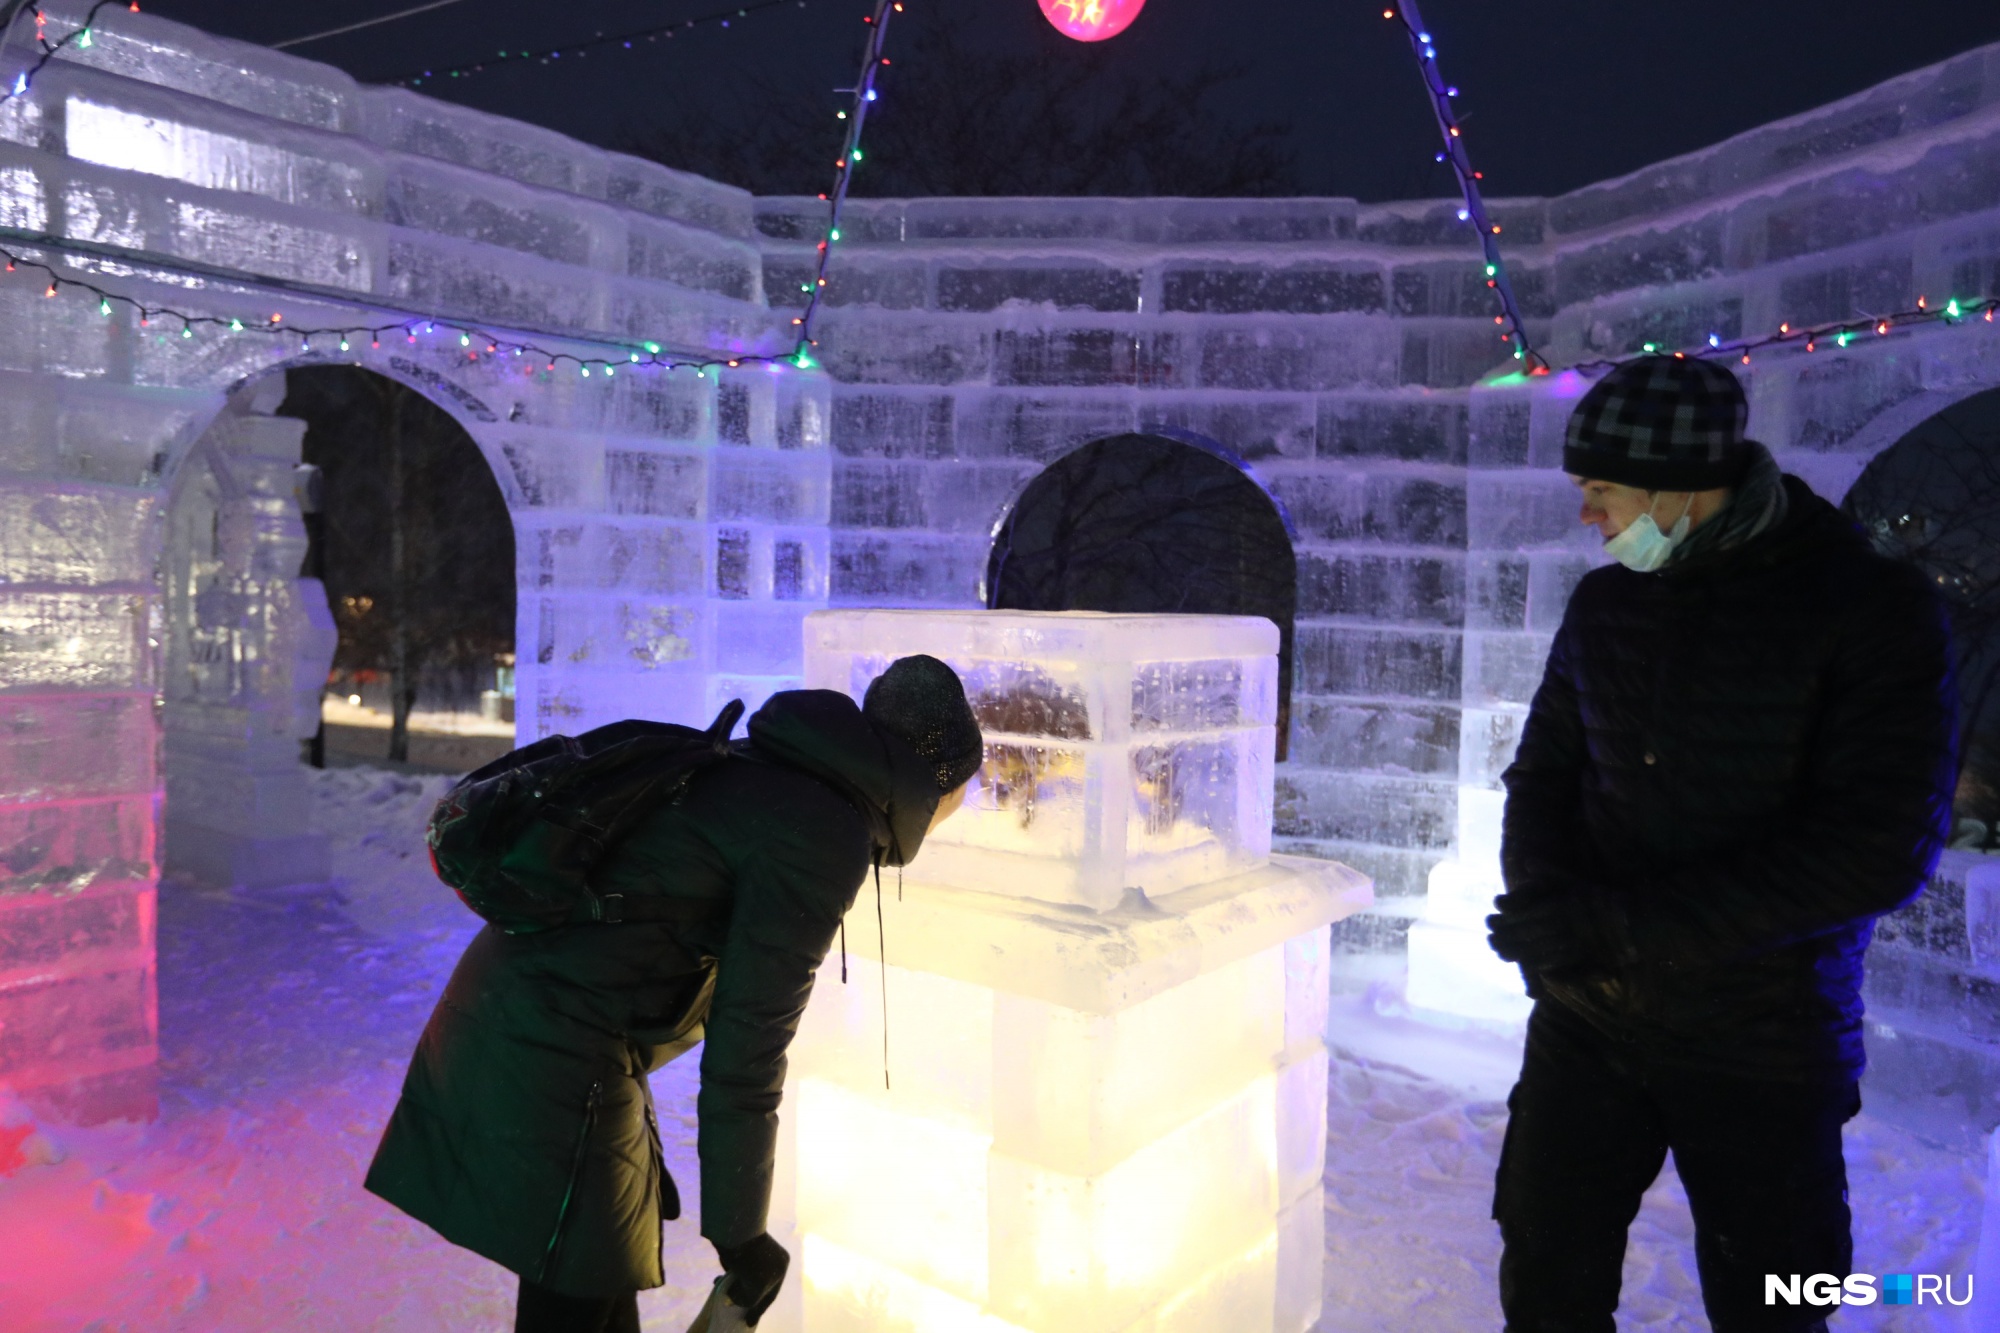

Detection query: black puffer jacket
xmin=365 ymin=690 xmax=941 ymax=1296
xmin=1501 ymin=476 xmax=1956 ymax=1080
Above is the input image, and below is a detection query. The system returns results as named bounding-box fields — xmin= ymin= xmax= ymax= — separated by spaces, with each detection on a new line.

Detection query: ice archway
xmin=987 ymin=432 xmax=1299 ymax=758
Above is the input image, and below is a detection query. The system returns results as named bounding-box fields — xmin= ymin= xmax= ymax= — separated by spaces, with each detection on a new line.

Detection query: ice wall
xmin=526 ymin=364 xmax=833 ymax=735
xmin=755 ymin=38 xmax=2000 ymax=923
xmin=0 ymin=3 xmax=820 ymax=1114
xmin=756 ymin=195 xmax=1520 ymax=907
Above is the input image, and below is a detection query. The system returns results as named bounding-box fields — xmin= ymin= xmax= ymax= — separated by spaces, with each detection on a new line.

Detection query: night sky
xmin=137 ymin=0 xmax=2000 ymax=201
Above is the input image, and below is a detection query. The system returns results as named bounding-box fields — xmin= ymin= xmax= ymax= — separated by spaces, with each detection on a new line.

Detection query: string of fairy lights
xmin=0 ymin=0 xmax=914 ymax=372
xmin=1385 ymin=0 xmax=1546 ymax=374
xmin=0 ymin=2 xmax=1993 ymax=383
xmin=0 ymin=231 xmax=802 ymax=377
xmin=1380 ymin=2 xmax=2000 ymax=378
xmin=0 ymin=0 xmax=133 ymax=101
xmin=794 ymin=0 xmax=900 ymax=349
xmin=1572 ymin=296 xmax=2000 ymax=375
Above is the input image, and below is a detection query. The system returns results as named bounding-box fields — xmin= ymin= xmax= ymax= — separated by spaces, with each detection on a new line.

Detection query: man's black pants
xmin=1495 ymin=999 xmax=1859 ymax=1333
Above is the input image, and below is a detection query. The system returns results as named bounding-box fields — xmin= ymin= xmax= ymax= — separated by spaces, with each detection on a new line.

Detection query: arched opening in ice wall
xmin=283 ymin=367 xmax=518 ymax=774
xmin=986 ymin=432 xmax=1299 ymax=758
xmin=1842 ymin=385 xmax=2000 ymax=841
xmin=159 ymin=365 xmax=520 ymax=889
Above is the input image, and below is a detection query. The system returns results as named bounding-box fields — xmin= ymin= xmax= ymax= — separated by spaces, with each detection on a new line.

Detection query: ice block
xmin=772 ymin=610 xmax=1372 ymax=1333
xmin=804 ymin=610 xmax=1280 ymax=911
xmin=1403 ymin=788 xmax=1533 ymax=1024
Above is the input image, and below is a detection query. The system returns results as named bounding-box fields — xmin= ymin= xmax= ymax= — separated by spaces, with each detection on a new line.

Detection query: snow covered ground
xmin=0 ymin=767 xmax=1984 ymax=1331
xmin=1318 ymin=985 xmax=1984 ymax=1332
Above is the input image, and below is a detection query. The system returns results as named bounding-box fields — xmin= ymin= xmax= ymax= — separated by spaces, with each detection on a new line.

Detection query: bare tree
xmin=625 ymin=11 xmax=1300 ymax=198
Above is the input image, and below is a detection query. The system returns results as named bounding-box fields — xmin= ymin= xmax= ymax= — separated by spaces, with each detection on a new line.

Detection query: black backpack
xmin=425 ymin=699 xmax=745 ymax=935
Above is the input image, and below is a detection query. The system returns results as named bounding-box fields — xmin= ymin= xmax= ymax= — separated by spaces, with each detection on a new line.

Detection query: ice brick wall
xmin=757 ymin=195 xmax=1533 ymax=902
xmin=756 ymin=39 xmax=2000 ymax=919
xmin=0 ymin=2 xmax=823 ymax=1114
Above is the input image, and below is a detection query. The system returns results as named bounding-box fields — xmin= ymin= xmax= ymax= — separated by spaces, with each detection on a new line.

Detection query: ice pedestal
xmin=1404 ymin=789 xmax=1531 ymax=1025
xmin=767 ymin=611 xmax=1372 ymax=1333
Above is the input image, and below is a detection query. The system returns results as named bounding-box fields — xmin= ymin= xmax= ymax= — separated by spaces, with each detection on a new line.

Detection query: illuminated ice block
xmin=1404 ymin=788 xmax=1532 ymax=1024
xmin=804 ymin=610 xmax=1280 ymax=911
xmin=772 ymin=610 xmax=1372 ymax=1333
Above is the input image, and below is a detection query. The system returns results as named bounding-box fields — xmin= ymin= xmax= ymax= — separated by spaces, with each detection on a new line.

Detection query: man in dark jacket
xmin=1485 ymin=356 xmax=1956 ymax=1333
xmin=365 ymin=656 xmax=984 ymax=1333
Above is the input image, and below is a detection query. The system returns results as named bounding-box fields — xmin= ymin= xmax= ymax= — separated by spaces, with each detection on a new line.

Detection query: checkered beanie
xmin=1564 ymin=356 xmax=1755 ymax=491
xmin=862 ymin=655 xmax=985 ymax=796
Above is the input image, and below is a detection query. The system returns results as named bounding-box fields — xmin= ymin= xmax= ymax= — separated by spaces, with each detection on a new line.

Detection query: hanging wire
xmin=273 ymin=0 xmax=477 ymax=52
xmin=381 ymin=0 xmax=808 ymax=87
xmin=0 ymin=0 xmax=39 ymax=53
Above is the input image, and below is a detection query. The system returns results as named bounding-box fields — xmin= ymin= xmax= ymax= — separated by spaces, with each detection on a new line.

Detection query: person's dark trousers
xmin=1495 ymin=999 xmax=1857 ymax=1333
xmin=514 ymin=1277 xmax=641 ymax=1333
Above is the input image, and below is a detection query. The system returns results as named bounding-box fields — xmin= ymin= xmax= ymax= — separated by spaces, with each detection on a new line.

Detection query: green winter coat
xmin=364 ymin=690 xmax=943 ymax=1296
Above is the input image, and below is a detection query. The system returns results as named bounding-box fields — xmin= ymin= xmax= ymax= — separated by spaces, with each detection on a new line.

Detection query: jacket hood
xmin=745 ymin=689 xmax=942 ymax=867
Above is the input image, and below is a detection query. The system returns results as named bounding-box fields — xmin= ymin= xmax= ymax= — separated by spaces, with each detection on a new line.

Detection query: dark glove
xmin=1486 ymin=888 xmax=1599 ymax=972
xmin=714 ymin=1232 xmax=790 ymax=1323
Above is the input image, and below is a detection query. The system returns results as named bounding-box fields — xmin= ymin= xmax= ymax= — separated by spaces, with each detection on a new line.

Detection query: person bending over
xmin=1487 ymin=355 xmax=1956 ymax=1333
xmin=365 ymin=655 xmax=984 ymax=1332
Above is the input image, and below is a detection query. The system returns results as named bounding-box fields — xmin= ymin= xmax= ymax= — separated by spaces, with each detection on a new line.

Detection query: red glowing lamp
xmin=1038 ymin=0 xmax=1147 ymax=42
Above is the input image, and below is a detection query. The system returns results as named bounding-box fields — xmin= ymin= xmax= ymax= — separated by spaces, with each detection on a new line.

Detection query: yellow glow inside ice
xmin=774 ymin=610 xmax=1366 ymax=1332
xmin=797 ymin=1079 xmax=993 ymax=1302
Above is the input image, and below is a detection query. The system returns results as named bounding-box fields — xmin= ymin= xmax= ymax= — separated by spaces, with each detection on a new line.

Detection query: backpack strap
xmin=567 ymin=698 xmax=748 ymax=929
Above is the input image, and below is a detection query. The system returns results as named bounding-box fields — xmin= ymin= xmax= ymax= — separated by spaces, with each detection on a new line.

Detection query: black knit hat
xmin=862 ymin=655 xmax=985 ymax=796
xmin=1564 ymin=355 xmax=1756 ymax=491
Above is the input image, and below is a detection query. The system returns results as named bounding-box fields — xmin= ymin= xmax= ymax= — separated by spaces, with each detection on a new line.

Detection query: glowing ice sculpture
xmin=810 ymin=610 xmax=1282 ymax=911
xmin=1404 ymin=789 xmax=1533 ymax=1025
xmin=763 ymin=610 xmax=1372 ymax=1333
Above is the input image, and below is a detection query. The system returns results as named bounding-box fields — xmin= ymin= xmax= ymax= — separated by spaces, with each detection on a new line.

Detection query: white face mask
xmin=1603 ymin=495 xmax=1693 ymax=572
